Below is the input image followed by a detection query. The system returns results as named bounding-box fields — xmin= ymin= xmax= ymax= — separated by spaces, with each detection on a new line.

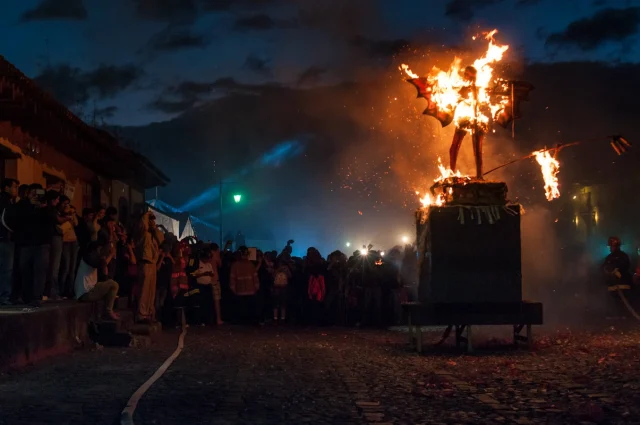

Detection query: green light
xmin=233 ymin=194 xmax=242 ymax=203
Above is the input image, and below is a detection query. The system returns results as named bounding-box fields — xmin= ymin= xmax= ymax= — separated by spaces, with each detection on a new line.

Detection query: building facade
xmin=0 ymin=56 xmax=168 ymax=223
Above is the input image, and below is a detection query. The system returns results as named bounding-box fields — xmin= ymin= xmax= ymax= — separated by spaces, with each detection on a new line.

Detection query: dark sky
xmin=3 ymin=0 xmax=639 ymax=125
xmin=4 ymin=0 xmax=640 ymax=253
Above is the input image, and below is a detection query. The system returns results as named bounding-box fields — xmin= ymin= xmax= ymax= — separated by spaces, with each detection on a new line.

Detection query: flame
xmin=418 ymin=192 xmax=445 ymax=208
xmin=416 ymin=157 xmax=463 ymax=208
xmin=435 ymin=157 xmax=462 ymax=182
xmin=533 ymin=150 xmax=560 ymax=201
xmin=400 ymin=30 xmax=509 ymax=133
xmin=400 ymin=64 xmax=418 ymax=79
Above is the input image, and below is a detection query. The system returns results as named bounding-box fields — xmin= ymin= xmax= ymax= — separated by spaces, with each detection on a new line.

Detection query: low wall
xmin=0 ymin=301 xmax=98 ymax=370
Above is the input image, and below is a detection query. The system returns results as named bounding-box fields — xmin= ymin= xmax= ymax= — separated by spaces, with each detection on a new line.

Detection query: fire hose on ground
xmin=610 ymin=285 xmax=640 ymax=321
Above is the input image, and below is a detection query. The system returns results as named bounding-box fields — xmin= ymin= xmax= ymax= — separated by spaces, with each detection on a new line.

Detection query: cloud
xmin=296 ymin=66 xmax=327 ymax=86
xmin=148 ymin=80 xmax=215 ymax=113
xmin=199 ymin=0 xmax=232 ymax=11
xmin=546 ymin=7 xmax=640 ymax=51
xmin=134 ymin=0 xmax=198 ymax=23
xmin=244 ymin=54 xmax=272 ymax=76
xmin=516 ymin=0 xmax=541 ymax=6
xmin=34 ymin=63 xmax=143 ymax=106
xmin=148 ymin=78 xmax=267 ymax=113
xmin=351 ymin=36 xmax=410 ymax=58
xmin=233 ymin=13 xmax=284 ymax=30
xmin=21 ymin=0 xmax=87 ymax=21
xmin=82 ymin=65 xmax=143 ymax=98
xmin=95 ymin=106 xmax=119 ymax=119
xmin=444 ymin=0 xmax=505 ymax=22
xmin=146 ymin=25 xmax=209 ymax=52
xmin=148 ymin=97 xmax=200 ymax=113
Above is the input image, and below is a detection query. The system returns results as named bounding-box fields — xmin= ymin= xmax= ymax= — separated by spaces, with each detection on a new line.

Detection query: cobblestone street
xmin=1 ymin=324 xmax=640 ymax=424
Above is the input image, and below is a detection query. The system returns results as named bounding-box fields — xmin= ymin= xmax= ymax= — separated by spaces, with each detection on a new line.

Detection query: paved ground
xmin=1 ymin=323 xmax=640 ymax=424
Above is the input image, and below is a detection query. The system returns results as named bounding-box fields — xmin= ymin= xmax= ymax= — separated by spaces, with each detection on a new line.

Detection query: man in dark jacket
xmin=0 ymin=178 xmax=18 ymax=305
xmin=14 ymin=184 xmax=53 ymax=307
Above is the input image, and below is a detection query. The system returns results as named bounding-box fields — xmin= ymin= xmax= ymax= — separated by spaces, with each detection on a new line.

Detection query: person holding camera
xmin=58 ymin=197 xmax=78 ymax=299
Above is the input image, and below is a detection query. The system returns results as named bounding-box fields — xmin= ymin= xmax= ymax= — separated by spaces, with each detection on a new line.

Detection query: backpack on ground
xmin=308 ymin=275 xmax=326 ymax=302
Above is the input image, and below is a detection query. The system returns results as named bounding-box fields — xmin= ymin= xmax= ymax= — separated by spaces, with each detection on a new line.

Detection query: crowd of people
xmin=0 ymin=177 xmax=418 ymax=327
xmin=153 ymin=238 xmax=418 ymax=328
xmin=0 ymin=178 xmax=130 ymax=318
xmin=2 ymin=177 xmax=640 ymax=326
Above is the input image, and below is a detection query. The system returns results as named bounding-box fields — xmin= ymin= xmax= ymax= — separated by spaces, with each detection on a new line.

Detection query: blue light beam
xmin=180 ymin=139 xmax=305 ymax=211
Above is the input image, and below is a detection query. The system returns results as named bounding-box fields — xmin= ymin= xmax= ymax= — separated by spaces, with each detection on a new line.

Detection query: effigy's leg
xmin=472 ymin=130 xmax=484 ymax=179
xmin=449 ymin=129 xmax=466 ymax=171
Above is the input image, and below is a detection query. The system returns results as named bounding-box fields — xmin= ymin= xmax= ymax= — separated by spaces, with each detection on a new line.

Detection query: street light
xmin=402 ymin=235 xmax=409 ymax=243
xmin=346 ymin=242 xmax=351 ymax=248
xmin=233 ymin=194 xmax=242 ymax=203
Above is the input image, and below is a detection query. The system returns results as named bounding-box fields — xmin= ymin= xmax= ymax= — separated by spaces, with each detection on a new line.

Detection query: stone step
xmin=93 ymin=310 xmax=135 ymax=335
xmin=130 ymin=322 xmax=162 ymax=338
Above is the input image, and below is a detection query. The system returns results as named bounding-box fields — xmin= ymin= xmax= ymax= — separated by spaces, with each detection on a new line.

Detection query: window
xmin=43 ymin=172 xmax=65 ymax=192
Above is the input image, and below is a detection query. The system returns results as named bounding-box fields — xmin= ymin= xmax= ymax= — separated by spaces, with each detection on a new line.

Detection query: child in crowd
xmin=273 ymin=260 xmax=291 ymax=323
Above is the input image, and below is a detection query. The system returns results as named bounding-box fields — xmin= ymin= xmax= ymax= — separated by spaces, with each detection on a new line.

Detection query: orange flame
xmin=533 ymin=150 xmax=560 ymax=201
xmin=416 ymin=158 xmax=457 ymax=208
xmin=400 ymin=30 xmax=509 ymax=133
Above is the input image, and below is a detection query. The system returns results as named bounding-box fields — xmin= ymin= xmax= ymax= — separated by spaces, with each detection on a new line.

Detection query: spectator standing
xmin=46 ymin=192 xmax=70 ymax=300
xmin=88 ymin=207 xmax=105 ymax=242
xmin=0 ymin=178 xmax=18 ymax=305
xmin=100 ymin=218 xmax=119 ymax=278
xmin=192 ymin=250 xmax=216 ymax=325
xmin=210 ymin=244 xmax=224 ymax=325
xmin=135 ymin=211 xmax=159 ymax=323
xmin=272 ymin=259 xmax=291 ymax=323
xmin=155 ymin=242 xmax=174 ymax=323
xmin=59 ymin=202 xmax=79 ymax=298
xmin=229 ymin=246 xmax=260 ymax=324
xmin=14 ymin=184 xmax=52 ymax=307
xmin=304 ymin=247 xmax=326 ymax=325
xmin=75 ymin=239 xmax=120 ymax=320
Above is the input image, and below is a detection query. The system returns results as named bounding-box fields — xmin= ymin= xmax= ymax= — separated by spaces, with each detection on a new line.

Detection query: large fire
xmin=533 ymin=150 xmax=560 ymax=201
xmin=400 ymin=30 xmax=509 ymax=133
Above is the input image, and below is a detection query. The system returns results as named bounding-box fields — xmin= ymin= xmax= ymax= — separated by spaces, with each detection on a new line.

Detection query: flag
xmin=493 ymin=81 xmax=535 ymax=128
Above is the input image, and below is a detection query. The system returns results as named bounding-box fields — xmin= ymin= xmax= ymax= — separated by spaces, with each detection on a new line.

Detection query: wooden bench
xmin=402 ymin=301 xmax=543 ymax=353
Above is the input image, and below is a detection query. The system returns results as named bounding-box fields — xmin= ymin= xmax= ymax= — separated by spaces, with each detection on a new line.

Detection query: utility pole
xmin=219 ymin=178 xmax=223 ymax=247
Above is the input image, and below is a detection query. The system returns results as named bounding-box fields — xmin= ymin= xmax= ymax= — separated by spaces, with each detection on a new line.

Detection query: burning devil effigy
xmin=400 ymin=30 xmax=632 ymax=352
xmin=400 ymin=30 xmax=541 ymax=351
xmin=403 ymin=30 xmax=530 ymax=306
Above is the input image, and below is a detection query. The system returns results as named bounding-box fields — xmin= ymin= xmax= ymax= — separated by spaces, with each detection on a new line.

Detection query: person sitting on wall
xmin=75 ymin=238 xmax=120 ymax=320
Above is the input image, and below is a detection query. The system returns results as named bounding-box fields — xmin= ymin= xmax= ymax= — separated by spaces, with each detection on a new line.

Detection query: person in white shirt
xmin=191 ymin=250 xmax=222 ymax=325
xmin=75 ymin=239 xmax=120 ymax=320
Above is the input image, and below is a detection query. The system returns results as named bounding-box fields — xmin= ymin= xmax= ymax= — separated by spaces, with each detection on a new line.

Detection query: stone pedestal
xmin=417 ymin=180 xmax=522 ymax=304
